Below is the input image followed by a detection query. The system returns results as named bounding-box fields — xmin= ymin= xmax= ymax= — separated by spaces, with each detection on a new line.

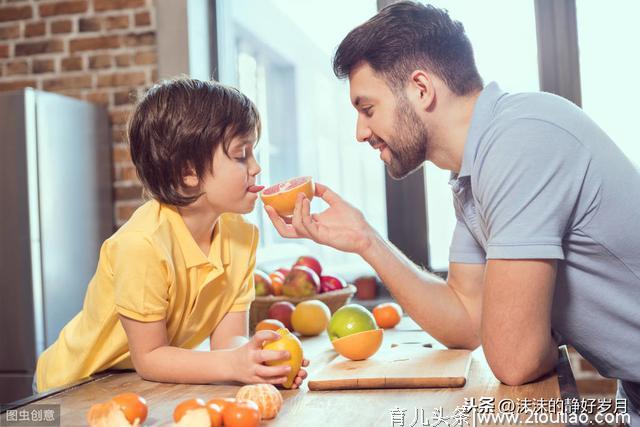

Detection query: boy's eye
xmin=234 ymin=147 xmax=250 ymax=161
xmin=362 ymin=107 xmax=373 ymax=117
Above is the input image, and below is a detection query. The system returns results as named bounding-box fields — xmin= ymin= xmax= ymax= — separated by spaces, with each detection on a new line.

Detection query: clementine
xmin=223 ymin=399 xmax=261 ymax=427
xmin=372 ymin=302 xmax=403 ymax=329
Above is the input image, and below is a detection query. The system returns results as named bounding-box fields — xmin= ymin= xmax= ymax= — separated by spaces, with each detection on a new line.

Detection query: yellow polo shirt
xmin=35 ymin=200 xmax=257 ymax=392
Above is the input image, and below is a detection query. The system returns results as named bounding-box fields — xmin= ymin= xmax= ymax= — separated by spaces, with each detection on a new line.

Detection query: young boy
xmin=35 ymin=78 xmax=308 ymax=392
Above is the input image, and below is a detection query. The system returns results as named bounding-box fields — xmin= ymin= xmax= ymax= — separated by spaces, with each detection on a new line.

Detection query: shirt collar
xmin=458 ymin=81 xmax=506 ymax=178
xmin=160 ymin=202 xmax=229 ymax=269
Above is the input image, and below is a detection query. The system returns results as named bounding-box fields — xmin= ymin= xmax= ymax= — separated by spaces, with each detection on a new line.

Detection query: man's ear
xmin=407 ymin=70 xmax=436 ymax=112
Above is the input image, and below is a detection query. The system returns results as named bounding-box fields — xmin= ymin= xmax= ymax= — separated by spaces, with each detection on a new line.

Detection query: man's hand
xmin=264 ymin=183 xmax=377 ymax=255
xmin=264 ymin=182 xmax=484 ymax=350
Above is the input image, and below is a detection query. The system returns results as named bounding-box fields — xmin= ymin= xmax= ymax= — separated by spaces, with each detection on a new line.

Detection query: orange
xmin=260 ymin=176 xmax=314 ymax=216
xmin=111 ymin=392 xmax=148 ymax=424
xmin=291 ymin=300 xmax=331 ymax=336
xmin=372 ymin=302 xmax=403 ymax=329
xmin=223 ymin=400 xmax=261 ymax=427
xmin=262 ymin=328 xmax=304 ymax=389
xmin=235 ymin=384 xmax=283 ymax=420
xmin=256 ymin=319 xmax=286 ymax=332
xmin=332 ymin=328 xmax=384 ymax=361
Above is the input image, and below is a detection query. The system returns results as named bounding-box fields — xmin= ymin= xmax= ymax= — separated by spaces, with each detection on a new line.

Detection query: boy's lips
xmin=247 ymin=185 xmax=265 ymax=193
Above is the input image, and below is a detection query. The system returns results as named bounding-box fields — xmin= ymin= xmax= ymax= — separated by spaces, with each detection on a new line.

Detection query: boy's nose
xmin=250 ymin=159 xmax=261 ymax=176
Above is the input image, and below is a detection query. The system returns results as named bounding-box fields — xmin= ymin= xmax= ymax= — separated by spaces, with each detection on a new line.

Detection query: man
xmin=264 ymin=1 xmax=640 ymax=423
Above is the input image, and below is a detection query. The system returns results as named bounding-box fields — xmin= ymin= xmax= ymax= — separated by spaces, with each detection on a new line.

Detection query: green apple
xmin=327 ymin=304 xmax=377 ymax=341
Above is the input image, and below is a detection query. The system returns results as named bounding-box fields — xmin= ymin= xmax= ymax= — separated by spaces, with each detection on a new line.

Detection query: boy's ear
xmin=182 ymin=165 xmax=199 ymax=188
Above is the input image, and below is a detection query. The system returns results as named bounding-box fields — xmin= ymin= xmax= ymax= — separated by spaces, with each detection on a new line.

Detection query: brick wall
xmin=0 ymin=0 xmax=153 ymax=228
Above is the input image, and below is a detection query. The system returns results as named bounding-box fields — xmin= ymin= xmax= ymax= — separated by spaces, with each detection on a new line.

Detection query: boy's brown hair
xmin=128 ymin=78 xmax=261 ymax=206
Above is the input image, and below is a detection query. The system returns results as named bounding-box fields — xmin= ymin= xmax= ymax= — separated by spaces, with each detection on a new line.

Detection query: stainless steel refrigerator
xmin=0 ymin=89 xmax=113 ymax=404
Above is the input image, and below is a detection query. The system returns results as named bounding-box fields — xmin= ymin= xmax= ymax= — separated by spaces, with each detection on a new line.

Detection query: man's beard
xmin=377 ymin=94 xmax=428 ymax=180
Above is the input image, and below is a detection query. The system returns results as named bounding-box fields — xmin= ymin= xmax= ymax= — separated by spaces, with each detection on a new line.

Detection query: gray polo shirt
xmin=448 ymin=82 xmax=640 ymax=386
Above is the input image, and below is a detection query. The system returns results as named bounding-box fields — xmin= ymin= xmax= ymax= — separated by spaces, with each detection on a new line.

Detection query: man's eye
xmin=363 ymin=107 xmax=373 ymax=117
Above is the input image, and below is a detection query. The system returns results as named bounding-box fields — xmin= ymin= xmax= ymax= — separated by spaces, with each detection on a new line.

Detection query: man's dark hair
xmin=333 ymin=1 xmax=483 ymax=95
xmin=128 ymin=78 xmax=260 ymax=206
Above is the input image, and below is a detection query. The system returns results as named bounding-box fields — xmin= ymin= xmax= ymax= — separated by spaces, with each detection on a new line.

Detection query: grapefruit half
xmin=260 ymin=176 xmax=314 ymax=216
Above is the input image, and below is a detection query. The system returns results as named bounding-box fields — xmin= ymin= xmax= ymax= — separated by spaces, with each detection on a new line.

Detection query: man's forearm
xmin=135 ymin=346 xmax=234 ymax=384
xmin=487 ymin=337 xmax=558 ymax=386
xmin=520 ymin=340 xmax=558 ymax=385
xmin=361 ymin=233 xmax=480 ymax=349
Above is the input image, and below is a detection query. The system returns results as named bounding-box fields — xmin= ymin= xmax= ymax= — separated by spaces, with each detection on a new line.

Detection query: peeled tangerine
xmin=172 ymin=398 xmax=223 ymax=427
xmin=331 ymin=329 xmax=384 ymax=361
xmin=262 ymin=328 xmax=304 ymax=389
xmin=87 ymin=393 xmax=147 ymax=427
xmin=260 ymin=176 xmax=314 ymax=216
xmin=236 ymin=384 xmax=283 ymax=420
xmin=87 ymin=401 xmax=140 ymax=427
xmin=173 ymin=408 xmax=212 ymax=427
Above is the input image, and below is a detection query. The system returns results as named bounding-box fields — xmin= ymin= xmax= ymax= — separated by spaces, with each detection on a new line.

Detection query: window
xmin=420 ymin=1 xmax=540 ymax=270
xmin=576 ymin=0 xmax=640 ymax=168
xmin=216 ymin=0 xmax=384 ymax=278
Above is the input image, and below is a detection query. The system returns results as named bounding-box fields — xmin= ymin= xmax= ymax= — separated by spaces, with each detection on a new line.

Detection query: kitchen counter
xmin=3 ymin=317 xmax=578 ymax=426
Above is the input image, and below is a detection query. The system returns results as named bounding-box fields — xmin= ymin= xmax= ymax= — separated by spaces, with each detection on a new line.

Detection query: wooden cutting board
xmin=308 ymin=341 xmax=471 ymax=391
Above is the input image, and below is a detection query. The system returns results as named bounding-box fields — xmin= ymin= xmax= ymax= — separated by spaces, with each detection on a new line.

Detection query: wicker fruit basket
xmin=249 ymin=284 xmax=356 ymax=332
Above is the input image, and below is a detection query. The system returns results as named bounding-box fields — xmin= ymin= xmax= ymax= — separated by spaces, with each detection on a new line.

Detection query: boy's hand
xmin=290 ymin=358 xmax=310 ymax=389
xmin=229 ymin=330 xmax=308 ymax=386
xmin=264 ymin=183 xmax=377 ymax=256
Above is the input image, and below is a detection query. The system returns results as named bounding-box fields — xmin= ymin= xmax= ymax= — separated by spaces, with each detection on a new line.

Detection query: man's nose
xmin=356 ymin=116 xmax=372 ymax=143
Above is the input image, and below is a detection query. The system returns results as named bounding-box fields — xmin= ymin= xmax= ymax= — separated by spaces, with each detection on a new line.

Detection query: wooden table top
xmin=6 ymin=317 xmax=577 ymax=426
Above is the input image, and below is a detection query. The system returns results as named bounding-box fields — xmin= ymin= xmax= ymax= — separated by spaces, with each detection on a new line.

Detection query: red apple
xmin=254 ymin=270 xmax=273 ymax=296
xmin=267 ymin=301 xmax=295 ymax=330
xmin=320 ymin=275 xmax=347 ymax=293
xmin=293 ymin=256 xmax=322 ymax=276
xmin=282 ymin=265 xmax=320 ymax=297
